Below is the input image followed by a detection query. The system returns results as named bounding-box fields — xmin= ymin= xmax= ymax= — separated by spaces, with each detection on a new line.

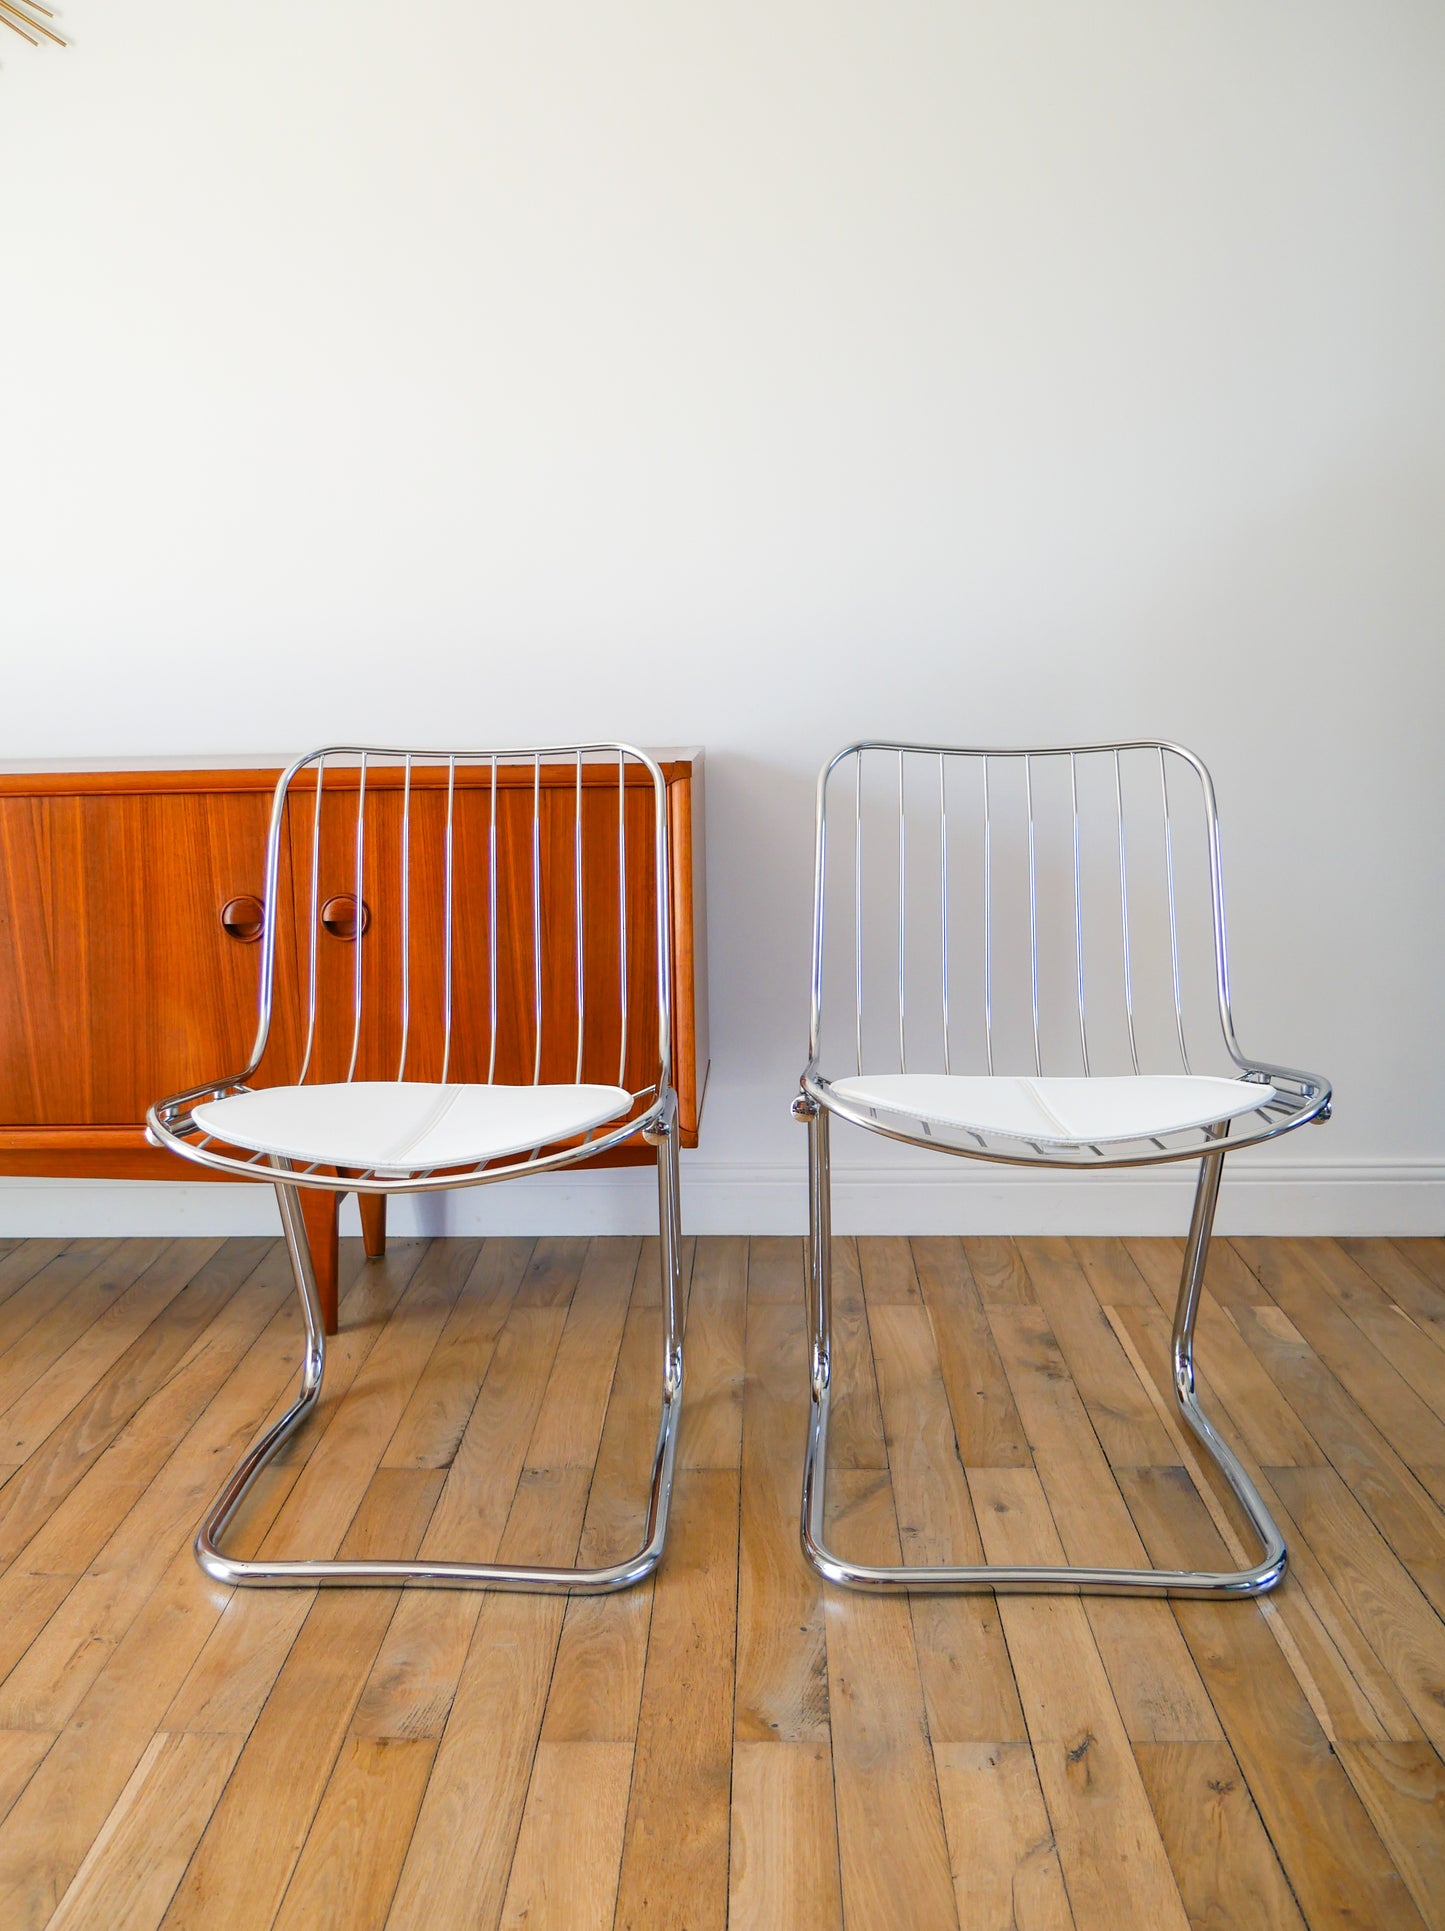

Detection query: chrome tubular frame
xmin=796 ymin=740 xmax=1331 ymax=1598
xmin=151 ymin=742 xmax=684 ymax=1594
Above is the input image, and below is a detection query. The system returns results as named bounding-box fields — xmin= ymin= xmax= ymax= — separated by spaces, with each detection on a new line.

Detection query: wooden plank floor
xmin=0 ymin=1231 xmax=1440 ymax=1928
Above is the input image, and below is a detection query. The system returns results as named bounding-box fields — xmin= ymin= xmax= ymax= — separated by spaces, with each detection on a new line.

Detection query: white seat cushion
xmin=192 ymin=1081 xmax=634 ymax=1172
xmin=827 ymin=1073 xmax=1274 ymax=1146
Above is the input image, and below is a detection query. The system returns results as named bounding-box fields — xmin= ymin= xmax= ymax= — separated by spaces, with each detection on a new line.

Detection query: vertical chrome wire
xmin=396 ymin=753 xmax=413 ymax=1081
xmin=854 ymin=754 xmax=863 ymax=1077
xmin=441 ymin=756 xmax=456 ymax=1084
xmin=1114 ymin=750 xmax=1140 ymax=1074
xmin=1160 ymin=748 xmax=1191 ymax=1072
xmin=617 ymin=752 xmax=629 ymax=1088
xmin=487 ymin=755 xmax=498 ymax=1084
xmin=938 ymin=754 xmax=950 ymax=1075
xmin=345 ymin=753 xmax=368 ymax=1085
xmin=982 ymin=755 xmax=994 ymax=1075
xmin=531 ymin=754 xmax=542 ymax=1086
xmin=1025 ymin=754 xmax=1041 ymax=1077
xmin=1070 ymin=752 xmax=1090 ymax=1077
xmin=574 ymin=749 xmax=585 ymax=1083
xmin=897 ymin=750 xmax=907 ymax=1074
xmin=297 ymin=757 xmax=325 ymax=1085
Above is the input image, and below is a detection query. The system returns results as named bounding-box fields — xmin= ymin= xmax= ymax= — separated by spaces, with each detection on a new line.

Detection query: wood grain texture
xmin=47 ymin=1731 xmax=243 ymax=1931
xmin=613 ymin=1465 xmax=740 ymax=1931
xmin=934 ymin=1741 xmax=1074 ymax=1931
xmin=1121 ymin=1465 xmax=1428 ymax=1931
xmin=1333 ymin=1742 xmax=1445 ymax=1931
xmin=970 ymin=1466 xmax=1192 ymax=1931
xmin=0 ymin=1235 xmax=1436 ymax=1931
xmin=822 ymin=1469 xmax=959 ymax=1931
xmin=1133 ymin=1740 xmax=1306 ymax=1931
xmin=729 ymin=1742 xmax=843 ymax=1931
xmin=499 ymin=1741 xmax=633 ymax=1931
xmin=274 ymin=1736 xmax=437 ymax=1931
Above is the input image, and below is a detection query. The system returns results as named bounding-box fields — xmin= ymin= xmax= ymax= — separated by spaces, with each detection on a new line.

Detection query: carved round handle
xmin=321 ymin=894 xmax=370 ymax=941
xmin=220 ymin=895 xmax=265 ymax=943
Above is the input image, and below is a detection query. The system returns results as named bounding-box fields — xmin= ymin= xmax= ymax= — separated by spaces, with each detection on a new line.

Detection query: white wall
xmin=2 ymin=0 xmax=1442 ymax=1236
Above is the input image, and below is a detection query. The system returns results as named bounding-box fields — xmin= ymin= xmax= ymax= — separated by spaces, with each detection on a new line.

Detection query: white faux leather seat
xmin=192 ymin=1081 xmax=633 ymax=1173
xmin=827 ymin=1072 xmax=1273 ymax=1147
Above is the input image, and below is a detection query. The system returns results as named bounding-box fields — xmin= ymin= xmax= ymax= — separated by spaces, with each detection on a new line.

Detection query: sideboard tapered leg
xmin=358 ymin=1193 xmax=387 ymax=1262
xmin=295 ymin=1187 xmax=340 ymax=1335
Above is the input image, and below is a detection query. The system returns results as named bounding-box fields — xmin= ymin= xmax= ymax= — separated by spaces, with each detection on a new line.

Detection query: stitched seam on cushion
xmin=1020 ymin=1080 xmax=1076 ymax=1141
xmin=391 ymin=1085 xmax=465 ymax=1165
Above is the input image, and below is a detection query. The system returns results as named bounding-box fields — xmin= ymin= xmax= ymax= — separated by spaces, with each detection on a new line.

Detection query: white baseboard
xmin=0 ymin=1159 xmax=1438 ymax=1239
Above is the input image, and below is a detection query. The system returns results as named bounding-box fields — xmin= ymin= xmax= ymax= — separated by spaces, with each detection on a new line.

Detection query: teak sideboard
xmin=0 ymin=753 xmax=708 ymax=1331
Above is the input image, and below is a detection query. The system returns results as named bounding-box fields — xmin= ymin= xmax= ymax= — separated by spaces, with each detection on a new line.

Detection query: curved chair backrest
xmin=808 ymin=739 xmax=1258 ymax=1089
xmin=235 ymin=743 xmax=672 ymax=1106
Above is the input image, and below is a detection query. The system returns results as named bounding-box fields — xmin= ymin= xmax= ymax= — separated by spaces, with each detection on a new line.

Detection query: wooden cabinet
xmin=0 ymin=755 xmax=708 ymax=1327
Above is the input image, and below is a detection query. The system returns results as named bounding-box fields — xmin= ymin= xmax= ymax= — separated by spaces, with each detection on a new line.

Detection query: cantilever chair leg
xmin=195 ymin=1129 xmax=685 ymax=1594
xmin=799 ymin=1106 xmax=1287 ymax=1598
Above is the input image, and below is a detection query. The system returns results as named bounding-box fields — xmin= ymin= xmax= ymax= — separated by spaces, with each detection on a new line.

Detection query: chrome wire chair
xmin=149 ymin=743 xmax=683 ymax=1593
xmin=794 ymin=740 xmax=1331 ymax=1598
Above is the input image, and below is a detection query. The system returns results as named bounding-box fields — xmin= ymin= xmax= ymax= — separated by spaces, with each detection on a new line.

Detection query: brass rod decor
xmin=0 ymin=0 xmax=65 ymax=48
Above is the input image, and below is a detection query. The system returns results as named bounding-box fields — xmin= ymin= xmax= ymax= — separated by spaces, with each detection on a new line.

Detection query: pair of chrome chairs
xmin=149 ymin=739 xmax=1330 ymax=1602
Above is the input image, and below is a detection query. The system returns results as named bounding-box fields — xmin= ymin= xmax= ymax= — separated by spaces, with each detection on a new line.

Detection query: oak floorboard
xmin=1227 ymin=1301 xmax=1445 ymax=1611
xmin=1121 ymin=1464 xmax=1428 ymax=1931
xmin=538 ymin=1290 xmax=665 ymax=1746
xmin=866 ymin=1299 xmax=1024 ymax=1744
xmin=1307 ymin=1239 xmax=1445 ymax=1391
xmin=678 ymin=1234 xmax=747 ymax=1471
xmin=157 ymin=1470 xmax=444 ymax=1931
xmin=1107 ymin=1297 xmax=1424 ymax=1746
xmin=0 ymin=1728 xmax=53 ymax=1830
xmin=498 ymin=1740 xmax=633 ymax=1931
xmin=985 ymin=1305 xmax=1222 ymax=1745
xmin=1266 ymin=1464 xmax=1445 ymax=1758
xmin=0 ymin=1240 xmax=167 ymax=1416
xmin=1121 ymin=1235 xmax=1327 ymax=1468
xmin=856 ymin=1234 xmax=924 ymax=1306
xmin=969 ymin=1466 xmax=1191 ymax=1931
xmin=1133 ymin=1739 xmax=1306 ymax=1931
xmin=383 ymin=1468 xmax=596 ymax=1929
xmin=728 ymin=1741 xmax=843 ymax=1931
xmin=525 ymin=1235 xmax=640 ymax=1470
xmin=46 ymin=1730 xmax=242 ymax=1931
xmin=911 ymin=1235 xmax=1030 ymax=1469
xmin=826 ymin=1237 xmax=888 ymax=1471
xmin=822 ymin=1469 xmax=960 ymax=1931
xmin=0 ymin=1235 xmax=1436 ymax=1928
xmin=1333 ymin=1742 xmax=1445 ymax=1931
xmin=1233 ymin=1237 xmax=1445 ymax=1479
xmin=0 ymin=1239 xmax=69 ymax=1319
xmin=382 ymin=1237 xmax=528 ymax=1471
xmin=934 ymin=1741 xmax=1074 ymax=1931
xmin=0 ymin=1239 xmax=265 ymax=1565
xmin=1392 ymin=1238 xmax=1445 ymax=1294
xmin=1012 ymin=1236 xmax=1176 ymax=1466
xmin=614 ymin=1465 xmax=741 ymax=1931
xmin=735 ymin=1297 xmax=829 ymax=1744
xmin=273 ymin=1736 xmax=437 ymax=1931
xmin=0 ymin=1239 xmax=239 ymax=1466
xmin=960 ymin=1235 xmax=1037 ymax=1308
xmin=0 ymin=1246 xmax=296 ymax=1731
xmin=1343 ymin=1239 xmax=1445 ymax=1353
